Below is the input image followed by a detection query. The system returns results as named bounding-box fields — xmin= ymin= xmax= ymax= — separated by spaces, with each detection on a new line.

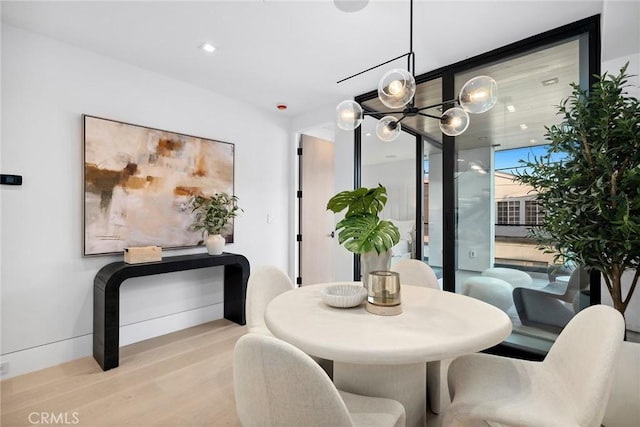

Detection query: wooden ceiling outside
xmin=361 ymin=38 xmax=580 ymax=156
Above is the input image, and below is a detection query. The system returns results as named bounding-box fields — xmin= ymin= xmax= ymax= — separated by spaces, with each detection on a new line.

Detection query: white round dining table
xmin=265 ymin=283 xmax=512 ymax=427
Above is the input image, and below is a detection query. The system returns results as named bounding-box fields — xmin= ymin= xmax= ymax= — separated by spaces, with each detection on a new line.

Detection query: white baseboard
xmin=0 ymin=303 xmax=224 ymax=379
xmin=0 ymin=334 xmax=94 ymax=380
xmin=119 ymin=302 xmax=224 ymax=346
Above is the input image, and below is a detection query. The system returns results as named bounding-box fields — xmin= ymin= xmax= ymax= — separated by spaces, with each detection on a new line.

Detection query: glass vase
xmin=360 ymin=250 xmax=391 ymax=288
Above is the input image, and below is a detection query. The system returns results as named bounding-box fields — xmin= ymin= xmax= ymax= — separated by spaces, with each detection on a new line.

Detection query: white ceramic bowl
xmin=321 ymin=284 xmax=367 ymax=308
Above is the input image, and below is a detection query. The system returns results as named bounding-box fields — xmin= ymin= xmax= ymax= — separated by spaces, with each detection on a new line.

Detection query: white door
xmin=299 ymin=134 xmax=335 ymax=285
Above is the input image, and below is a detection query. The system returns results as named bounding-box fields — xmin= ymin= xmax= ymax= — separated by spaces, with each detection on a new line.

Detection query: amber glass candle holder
xmin=366 ymin=270 xmax=402 ymax=316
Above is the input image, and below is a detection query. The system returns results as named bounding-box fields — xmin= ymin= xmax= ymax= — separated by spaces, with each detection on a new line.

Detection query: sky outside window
xmin=495 ymin=145 xmax=569 ymax=175
xmin=424 ymin=145 xmax=568 ymax=178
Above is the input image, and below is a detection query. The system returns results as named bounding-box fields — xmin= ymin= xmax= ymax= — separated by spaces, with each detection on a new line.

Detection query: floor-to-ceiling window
xmin=451 ymin=32 xmax=595 ymax=353
xmin=356 ymin=16 xmax=599 ymax=356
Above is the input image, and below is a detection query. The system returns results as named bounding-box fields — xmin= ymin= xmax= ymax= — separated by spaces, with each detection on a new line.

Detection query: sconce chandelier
xmin=336 ymin=0 xmax=498 ymax=142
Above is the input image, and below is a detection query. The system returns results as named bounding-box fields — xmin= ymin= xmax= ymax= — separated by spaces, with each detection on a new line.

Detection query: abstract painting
xmin=83 ymin=115 xmax=235 ymax=256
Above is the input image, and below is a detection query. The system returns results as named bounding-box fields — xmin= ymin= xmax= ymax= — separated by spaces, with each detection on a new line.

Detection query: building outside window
xmin=525 ymin=200 xmax=544 ymax=225
xmin=497 ymin=200 xmax=520 ymax=225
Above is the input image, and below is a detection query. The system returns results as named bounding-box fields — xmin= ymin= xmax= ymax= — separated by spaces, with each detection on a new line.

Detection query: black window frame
xmin=352 ymin=15 xmax=601 ymax=358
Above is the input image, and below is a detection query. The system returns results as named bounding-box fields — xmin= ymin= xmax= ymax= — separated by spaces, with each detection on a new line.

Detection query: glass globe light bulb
xmin=388 ymin=79 xmax=404 ymax=95
xmin=439 ymin=107 xmax=470 ymax=136
xmin=336 ymin=100 xmax=364 ymax=131
xmin=450 ymin=116 xmax=463 ymax=128
xmin=375 ymin=116 xmax=401 ymax=142
xmin=459 ymin=76 xmax=498 ymax=114
xmin=378 ymin=69 xmax=416 ymax=109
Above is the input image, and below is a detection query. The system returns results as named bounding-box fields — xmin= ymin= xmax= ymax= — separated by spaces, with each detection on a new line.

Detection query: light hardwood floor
xmin=1 ymin=319 xmax=246 ymax=427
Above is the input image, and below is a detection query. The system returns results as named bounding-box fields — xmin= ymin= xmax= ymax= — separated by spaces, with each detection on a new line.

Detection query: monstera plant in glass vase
xmin=190 ymin=192 xmax=241 ymax=255
xmin=327 ymin=184 xmax=400 ymax=286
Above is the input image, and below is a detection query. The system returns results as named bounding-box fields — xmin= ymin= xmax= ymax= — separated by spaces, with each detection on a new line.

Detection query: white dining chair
xmin=443 ymin=304 xmax=625 ymax=427
xmin=391 ymin=259 xmax=449 ymax=415
xmin=233 ymin=334 xmax=406 ymax=427
xmin=392 ymin=259 xmax=440 ymax=289
xmin=246 ymin=265 xmax=294 ymax=335
xmin=245 ymin=265 xmax=333 ymax=376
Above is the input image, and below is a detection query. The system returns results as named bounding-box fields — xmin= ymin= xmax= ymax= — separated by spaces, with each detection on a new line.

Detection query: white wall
xmin=602 ymin=53 xmax=640 ymax=98
xmin=603 ymin=341 xmax=640 ymax=427
xmin=0 ymin=25 xmax=292 ymax=378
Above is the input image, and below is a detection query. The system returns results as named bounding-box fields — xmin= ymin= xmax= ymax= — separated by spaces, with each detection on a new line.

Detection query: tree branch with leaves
xmin=516 ymin=63 xmax=640 ymax=316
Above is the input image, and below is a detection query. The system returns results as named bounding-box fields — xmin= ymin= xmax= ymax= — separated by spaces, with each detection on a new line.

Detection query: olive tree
xmin=516 ymin=63 xmax=640 ymax=316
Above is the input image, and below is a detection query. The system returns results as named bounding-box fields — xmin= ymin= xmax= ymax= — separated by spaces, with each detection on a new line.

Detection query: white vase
xmin=205 ymin=234 xmax=226 ymax=255
xmin=360 ymin=250 xmax=392 ymax=287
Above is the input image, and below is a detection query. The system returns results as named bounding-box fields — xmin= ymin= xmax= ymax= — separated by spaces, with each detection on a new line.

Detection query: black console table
xmin=93 ymin=252 xmax=250 ymax=371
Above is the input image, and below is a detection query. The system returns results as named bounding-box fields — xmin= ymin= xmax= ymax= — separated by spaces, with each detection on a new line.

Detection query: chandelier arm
xmin=416 ymin=98 xmax=459 ymax=112
xmin=362 ymin=110 xmax=400 ymax=117
xmin=395 ymin=114 xmax=410 ymax=124
xmin=337 ymin=52 xmax=412 ymax=84
xmin=418 ymin=112 xmax=443 ymax=120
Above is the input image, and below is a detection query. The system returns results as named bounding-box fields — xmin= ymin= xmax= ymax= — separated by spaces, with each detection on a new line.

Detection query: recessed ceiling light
xmin=541 ymin=77 xmax=559 ymax=86
xmin=200 ymin=42 xmax=216 ymax=53
xmin=506 ymin=105 xmax=516 ymax=113
xmin=365 ymin=132 xmax=372 ymax=137
xmin=478 ymin=136 xmax=488 ymax=141
xmin=520 ymin=124 xmax=528 ymax=130
xmin=530 ymin=138 xmax=537 ymax=144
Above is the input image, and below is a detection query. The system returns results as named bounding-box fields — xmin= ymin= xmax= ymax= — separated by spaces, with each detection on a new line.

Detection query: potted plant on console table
xmin=327 ymin=184 xmax=400 ymax=286
xmin=190 ymin=192 xmax=242 ymax=255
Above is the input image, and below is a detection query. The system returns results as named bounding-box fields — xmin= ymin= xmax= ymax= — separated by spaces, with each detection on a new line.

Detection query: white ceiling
xmin=4 ymin=0 xmax=636 ymax=121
